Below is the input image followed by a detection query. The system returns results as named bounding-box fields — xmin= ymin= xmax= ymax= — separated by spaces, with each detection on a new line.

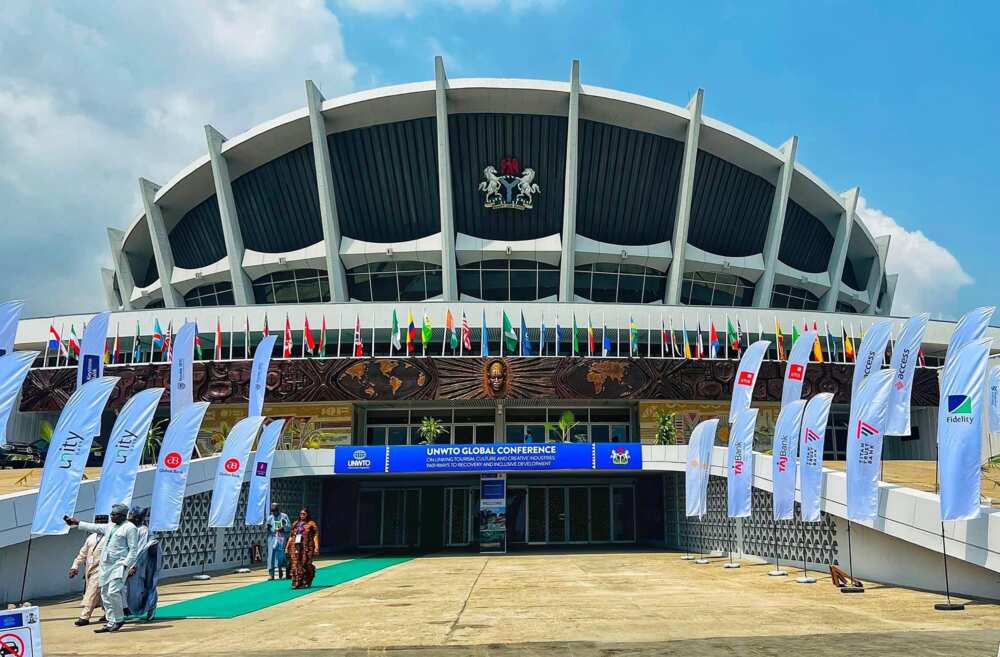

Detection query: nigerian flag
xmin=502 ymin=311 xmax=518 ymax=354
xmin=572 ymin=314 xmax=580 ymax=356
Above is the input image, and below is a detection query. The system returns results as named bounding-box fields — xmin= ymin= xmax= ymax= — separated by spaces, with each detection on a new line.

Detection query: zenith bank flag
xmin=170 ymin=322 xmax=197 ymax=418
xmin=31 ymin=376 xmax=119 ymax=535
xmin=0 ymin=351 xmax=39 ymax=447
xmin=772 ymin=399 xmax=807 ymax=520
xmin=845 ymin=368 xmax=897 ymax=522
xmin=729 ymin=340 xmax=769 ymax=422
xmin=988 ymin=365 xmax=1000 ymax=434
xmin=246 ymin=419 xmax=286 ymax=525
xmin=938 ymin=338 xmax=992 ymax=520
xmin=249 ymin=335 xmax=277 ymax=418
xmin=0 ymin=300 xmax=24 ymax=356
xmin=885 ymin=313 xmax=930 ymax=436
xmin=799 ymin=393 xmax=834 ymax=522
xmin=149 ymin=401 xmax=210 ymax=532
xmin=77 ymin=312 xmax=110 ymax=388
xmin=850 ymin=319 xmax=892 ymax=398
xmin=781 ymin=331 xmax=816 ymax=407
xmin=726 ymin=408 xmax=758 ymax=518
xmin=94 ymin=388 xmax=164 ymax=515
xmin=685 ymin=419 xmax=719 ymax=518
xmin=208 ymin=416 xmax=266 ymax=528
xmin=944 ymin=306 xmax=995 ymax=368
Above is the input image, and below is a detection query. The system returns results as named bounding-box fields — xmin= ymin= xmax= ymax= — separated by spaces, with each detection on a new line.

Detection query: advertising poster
xmin=480 ymin=473 xmax=507 ymax=553
xmin=0 ymin=606 xmax=43 ymax=656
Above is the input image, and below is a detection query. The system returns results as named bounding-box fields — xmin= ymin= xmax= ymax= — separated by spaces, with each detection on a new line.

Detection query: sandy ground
xmin=33 ymin=550 xmax=1000 ymax=657
xmin=0 ymin=467 xmax=101 ymax=495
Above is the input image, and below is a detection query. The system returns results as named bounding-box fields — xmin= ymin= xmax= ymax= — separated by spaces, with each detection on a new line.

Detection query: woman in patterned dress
xmin=285 ymin=508 xmax=319 ymax=589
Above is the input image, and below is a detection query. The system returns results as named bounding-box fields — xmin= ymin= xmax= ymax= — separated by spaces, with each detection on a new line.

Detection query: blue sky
xmin=0 ymin=1 xmax=995 ymax=318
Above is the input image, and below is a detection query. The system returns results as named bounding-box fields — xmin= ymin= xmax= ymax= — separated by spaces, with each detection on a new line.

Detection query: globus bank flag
xmin=246 ymin=419 xmax=287 ymax=526
xmin=94 ymin=388 xmax=165 ymax=515
xmin=799 ymin=393 xmax=834 ymax=522
xmin=772 ymin=399 xmax=807 ymax=520
xmin=728 ymin=341 xmax=769 ymax=422
xmin=938 ymin=337 xmax=992 ymax=520
xmin=885 ymin=313 xmax=929 ymax=436
xmin=150 ymin=402 xmax=210 ymax=532
xmin=845 ymin=368 xmax=896 ymax=522
xmin=685 ymin=419 xmax=718 ymax=518
xmin=726 ymin=408 xmax=758 ymax=518
xmin=208 ymin=416 xmax=266 ymax=528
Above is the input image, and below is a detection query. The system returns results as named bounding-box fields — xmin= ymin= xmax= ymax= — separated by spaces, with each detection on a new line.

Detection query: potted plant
xmin=417 ymin=417 xmax=447 ymax=444
xmin=544 ymin=410 xmax=579 ymax=442
xmin=653 ymin=410 xmax=677 ymax=445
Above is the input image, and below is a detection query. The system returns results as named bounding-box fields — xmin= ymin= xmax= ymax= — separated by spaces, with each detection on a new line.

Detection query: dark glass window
xmin=770 ymin=285 xmax=820 ymax=311
xmin=680 ymin=271 xmax=754 ymax=307
xmin=252 ymin=269 xmax=330 ymax=305
xmin=573 ymin=263 xmax=667 ymax=303
xmin=836 ymin=301 xmax=858 ymax=314
xmin=346 ymin=261 xmax=443 ymax=302
xmin=457 ymin=260 xmax=559 ymax=301
xmin=184 ymin=281 xmax=235 ymax=307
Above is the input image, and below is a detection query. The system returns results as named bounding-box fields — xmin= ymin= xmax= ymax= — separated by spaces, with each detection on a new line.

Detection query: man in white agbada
xmin=64 ymin=503 xmax=139 ymax=633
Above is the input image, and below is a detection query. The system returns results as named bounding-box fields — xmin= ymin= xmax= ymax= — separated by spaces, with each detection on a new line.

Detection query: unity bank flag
xmin=0 ymin=351 xmax=39 ymax=447
xmin=170 ymin=322 xmax=197 ymax=419
xmin=944 ymin=306 xmax=995 ymax=368
xmin=208 ymin=415 xmax=266 ymax=528
xmin=77 ymin=312 xmax=110 ymax=388
xmin=0 ymin=300 xmax=24 ymax=357
xmin=726 ymin=408 xmax=758 ymax=518
xmin=938 ymin=337 xmax=992 ymax=520
xmin=799 ymin=393 xmax=834 ymax=522
xmin=845 ymin=368 xmax=897 ymax=522
xmin=31 ymin=376 xmax=119 ymax=535
xmin=94 ymin=388 xmax=164 ymax=515
xmin=781 ymin=330 xmax=816 ymax=408
xmin=149 ymin=401 xmax=210 ymax=532
xmin=885 ymin=313 xmax=930 ymax=436
xmin=246 ymin=419 xmax=286 ymax=525
xmin=772 ymin=399 xmax=807 ymax=520
xmin=850 ymin=319 xmax=892 ymax=398
xmin=249 ymin=335 xmax=277 ymax=418
xmin=729 ymin=340 xmax=769 ymax=422
xmin=685 ymin=419 xmax=718 ymax=518
xmin=989 ymin=365 xmax=1000 ymax=434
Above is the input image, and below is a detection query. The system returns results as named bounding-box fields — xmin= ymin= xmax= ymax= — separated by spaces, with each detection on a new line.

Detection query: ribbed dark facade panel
xmin=130 ymin=255 xmax=158 ymax=288
xmin=841 ymin=259 xmax=861 ymax=290
xmin=688 ymin=150 xmax=774 ymax=257
xmin=777 ymin=200 xmax=833 ymax=273
xmin=170 ymin=196 xmax=227 ymax=269
xmin=328 ymin=118 xmax=440 ymax=242
xmin=233 ymin=144 xmax=323 ymax=253
xmin=449 ymin=113 xmax=566 ymax=241
xmin=576 ymin=121 xmax=682 ymax=244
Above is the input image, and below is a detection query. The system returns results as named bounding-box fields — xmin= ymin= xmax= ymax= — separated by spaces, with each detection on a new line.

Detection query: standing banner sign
xmin=94 ymin=388 xmax=165 ymax=515
xmin=781 ymin=331 xmax=816 ymax=407
xmin=850 ymin=320 xmax=892 ymax=398
xmin=149 ymin=401 xmax=210 ymax=532
xmin=0 ymin=300 xmax=24 ymax=356
xmin=686 ymin=419 xmax=719 ymax=517
xmin=208 ymin=416 xmax=266 ymax=528
xmin=799 ymin=393 xmax=834 ymax=522
xmin=989 ymin=365 xmax=1000 ymax=434
xmin=479 ymin=473 xmax=507 ymax=553
xmin=845 ymin=369 xmax=897 ymax=522
xmin=938 ymin=338 xmax=992 ymax=520
xmin=944 ymin=306 xmax=994 ymax=367
xmin=0 ymin=606 xmax=43 ymax=657
xmin=77 ymin=312 xmax=110 ymax=388
xmin=726 ymin=409 xmax=758 ymax=518
xmin=729 ymin=341 xmax=769 ymax=422
xmin=30 ymin=376 xmax=120 ymax=535
xmin=170 ymin=323 xmax=197 ymax=418
xmin=0 ymin=351 xmax=39 ymax=447
xmin=772 ymin=399 xmax=807 ymax=520
xmin=885 ymin=314 xmax=930 ymax=435
xmin=246 ymin=419 xmax=287 ymax=525
xmin=249 ymin=335 xmax=277 ymax=418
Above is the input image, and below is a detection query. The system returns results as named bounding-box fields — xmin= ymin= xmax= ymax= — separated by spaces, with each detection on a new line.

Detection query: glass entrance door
xmin=357 ymin=488 xmax=422 ymax=548
xmin=512 ymin=483 xmax=635 ymax=545
xmin=444 ymin=487 xmax=479 ymax=546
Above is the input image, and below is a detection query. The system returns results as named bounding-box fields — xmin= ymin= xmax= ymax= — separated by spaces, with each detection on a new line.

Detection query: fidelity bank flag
xmin=729 ymin=341 xmax=769 ymax=422
xmin=944 ymin=306 xmax=995 ymax=367
xmin=150 ymin=401 xmax=210 ymax=532
xmin=772 ymin=399 xmax=807 ymax=520
xmin=799 ymin=393 xmax=834 ymax=522
xmin=886 ymin=313 xmax=930 ymax=436
xmin=208 ymin=415 xmax=266 ymax=528
xmin=845 ymin=368 xmax=896 ymax=522
xmin=246 ymin=419 xmax=286 ymax=525
xmin=850 ymin=319 xmax=892 ymax=398
xmin=0 ymin=351 xmax=39 ymax=447
xmin=726 ymin=408 xmax=758 ymax=518
xmin=249 ymin=335 xmax=277 ymax=418
xmin=685 ymin=419 xmax=718 ymax=518
xmin=77 ymin=312 xmax=111 ymax=388
xmin=31 ymin=376 xmax=119 ymax=535
xmin=0 ymin=300 xmax=24 ymax=356
xmin=938 ymin=337 xmax=992 ymax=520
xmin=94 ymin=388 xmax=164 ymax=515
xmin=170 ymin=323 xmax=197 ymax=418
xmin=989 ymin=365 xmax=1000 ymax=433
xmin=781 ymin=331 xmax=815 ymax=407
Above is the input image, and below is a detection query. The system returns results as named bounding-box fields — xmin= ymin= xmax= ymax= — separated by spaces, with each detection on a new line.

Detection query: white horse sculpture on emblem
xmin=515 ymin=168 xmax=541 ymax=208
xmin=478 ymin=166 xmax=503 ymax=206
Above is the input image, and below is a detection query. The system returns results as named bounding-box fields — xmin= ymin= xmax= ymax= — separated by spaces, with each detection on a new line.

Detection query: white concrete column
xmin=880 ymin=273 xmax=898 ymax=316
xmin=205 ymin=125 xmax=254 ymax=306
xmin=819 ymin=187 xmax=859 ymax=312
xmin=664 ymin=88 xmax=704 ymax=305
xmin=138 ymin=178 xmax=182 ymax=308
xmin=106 ymin=227 xmax=135 ymax=311
xmin=305 ymin=80 xmax=350 ymax=302
xmin=100 ymin=268 xmax=120 ymax=310
xmin=558 ymin=60 xmax=581 ymax=301
xmin=866 ymin=234 xmax=890 ymax=312
xmin=434 ymin=56 xmax=458 ymax=301
xmin=752 ymin=136 xmax=798 ymax=307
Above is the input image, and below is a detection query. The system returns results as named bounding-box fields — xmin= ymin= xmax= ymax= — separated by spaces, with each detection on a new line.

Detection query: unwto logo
xmin=347 ymin=449 xmax=372 ymax=469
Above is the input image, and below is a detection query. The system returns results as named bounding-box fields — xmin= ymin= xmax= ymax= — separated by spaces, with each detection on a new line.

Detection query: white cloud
xmin=338 ymin=0 xmax=563 ymax=15
xmin=856 ymin=196 xmax=973 ymax=317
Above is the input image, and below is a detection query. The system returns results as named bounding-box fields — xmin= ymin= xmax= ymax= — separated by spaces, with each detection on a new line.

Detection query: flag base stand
xmin=840 ymin=585 xmax=864 ymax=594
xmin=234 ymin=567 xmax=251 ymax=574
xmin=795 ymin=575 xmax=816 ymax=584
xmin=694 ymin=558 xmax=709 ymax=565
xmin=767 ymin=570 xmax=788 ymax=577
xmin=680 ymin=554 xmax=695 ymax=561
xmin=934 ymin=602 xmax=965 ymax=611
xmin=723 ymin=562 xmax=741 ymax=569
xmin=192 ymin=574 xmax=212 ymax=581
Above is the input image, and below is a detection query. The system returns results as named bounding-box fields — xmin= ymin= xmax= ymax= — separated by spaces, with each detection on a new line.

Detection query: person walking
xmin=266 ymin=503 xmax=290 ymax=580
xmin=285 ymin=507 xmax=319 ymax=589
xmin=124 ymin=507 xmax=162 ymax=620
xmin=68 ymin=514 xmax=107 ymax=626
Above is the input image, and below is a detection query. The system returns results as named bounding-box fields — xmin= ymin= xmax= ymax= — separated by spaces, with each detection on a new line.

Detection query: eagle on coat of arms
xmin=478 ymin=157 xmax=540 ymax=210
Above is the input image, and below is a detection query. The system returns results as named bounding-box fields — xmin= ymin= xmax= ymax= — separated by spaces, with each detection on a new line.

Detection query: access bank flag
xmin=0 ymin=300 xmax=24 ymax=356
xmin=685 ymin=419 xmax=719 ymax=518
xmin=944 ymin=306 xmax=995 ymax=367
xmin=780 ymin=331 xmax=815 ymax=407
xmin=0 ymin=352 xmax=38 ymax=447
xmin=850 ymin=319 xmax=892 ymax=397
xmin=729 ymin=340 xmax=769 ymax=422
xmin=94 ymin=388 xmax=164 ymax=516
xmin=938 ymin=337 xmax=992 ymax=520
xmin=246 ymin=419 xmax=286 ymax=525
xmin=171 ymin=322 xmax=197 ymax=418
xmin=845 ymin=368 xmax=897 ymax=522
xmin=31 ymin=376 xmax=120 ymax=535
xmin=77 ymin=311 xmax=110 ymax=387
xmin=249 ymin=335 xmax=277 ymax=418
xmin=150 ymin=401 xmax=210 ymax=532
xmin=772 ymin=399 xmax=807 ymax=520
xmin=726 ymin=408 xmax=758 ymax=518
xmin=208 ymin=416 xmax=267 ymax=528
xmin=885 ymin=313 xmax=930 ymax=436
xmin=799 ymin=393 xmax=833 ymax=522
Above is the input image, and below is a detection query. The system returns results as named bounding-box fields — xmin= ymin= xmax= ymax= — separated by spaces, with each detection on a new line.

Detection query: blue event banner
xmin=334 ymin=442 xmax=642 ymax=474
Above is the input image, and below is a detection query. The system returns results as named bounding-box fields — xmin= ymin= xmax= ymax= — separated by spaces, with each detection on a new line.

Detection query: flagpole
xmin=499 ymin=308 xmax=504 ymax=358
xmin=794 ymin=509 xmax=815 ymax=584
xmin=43 ymin=320 xmax=51 ymax=367
xmin=371 ymin=311 xmax=376 ymax=359
xmin=841 ymin=521 xmax=864 ymax=593
xmin=337 ymin=312 xmax=342 ymax=358
xmin=459 ymin=305 xmax=464 ymax=357
xmin=934 ymin=521 xmax=964 ymax=611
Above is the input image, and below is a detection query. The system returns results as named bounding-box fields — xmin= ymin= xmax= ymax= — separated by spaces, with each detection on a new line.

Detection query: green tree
xmin=653 ymin=410 xmax=677 ymax=445
xmin=417 ymin=417 xmax=447 ymax=444
xmin=545 ymin=410 xmax=579 ymax=442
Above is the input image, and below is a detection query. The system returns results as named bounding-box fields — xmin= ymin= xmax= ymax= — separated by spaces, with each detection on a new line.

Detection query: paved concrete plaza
xmin=36 ymin=551 xmax=1000 ymax=657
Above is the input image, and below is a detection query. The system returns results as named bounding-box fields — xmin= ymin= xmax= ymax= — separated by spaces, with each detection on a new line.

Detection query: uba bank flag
xmin=150 ymin=402 xmax=210 ymax=532
xmin=726 ymin=408 xmax=758 ymax=518
xmin=729 ymin=341 xmax=769 ymax=422
xmin=780 ymin=331 xmax=815 ymax=407
xmin=208 ymin=416 xmax=266 ymax=528
xmin=845 ymin=368 xmax=896 ymax=522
